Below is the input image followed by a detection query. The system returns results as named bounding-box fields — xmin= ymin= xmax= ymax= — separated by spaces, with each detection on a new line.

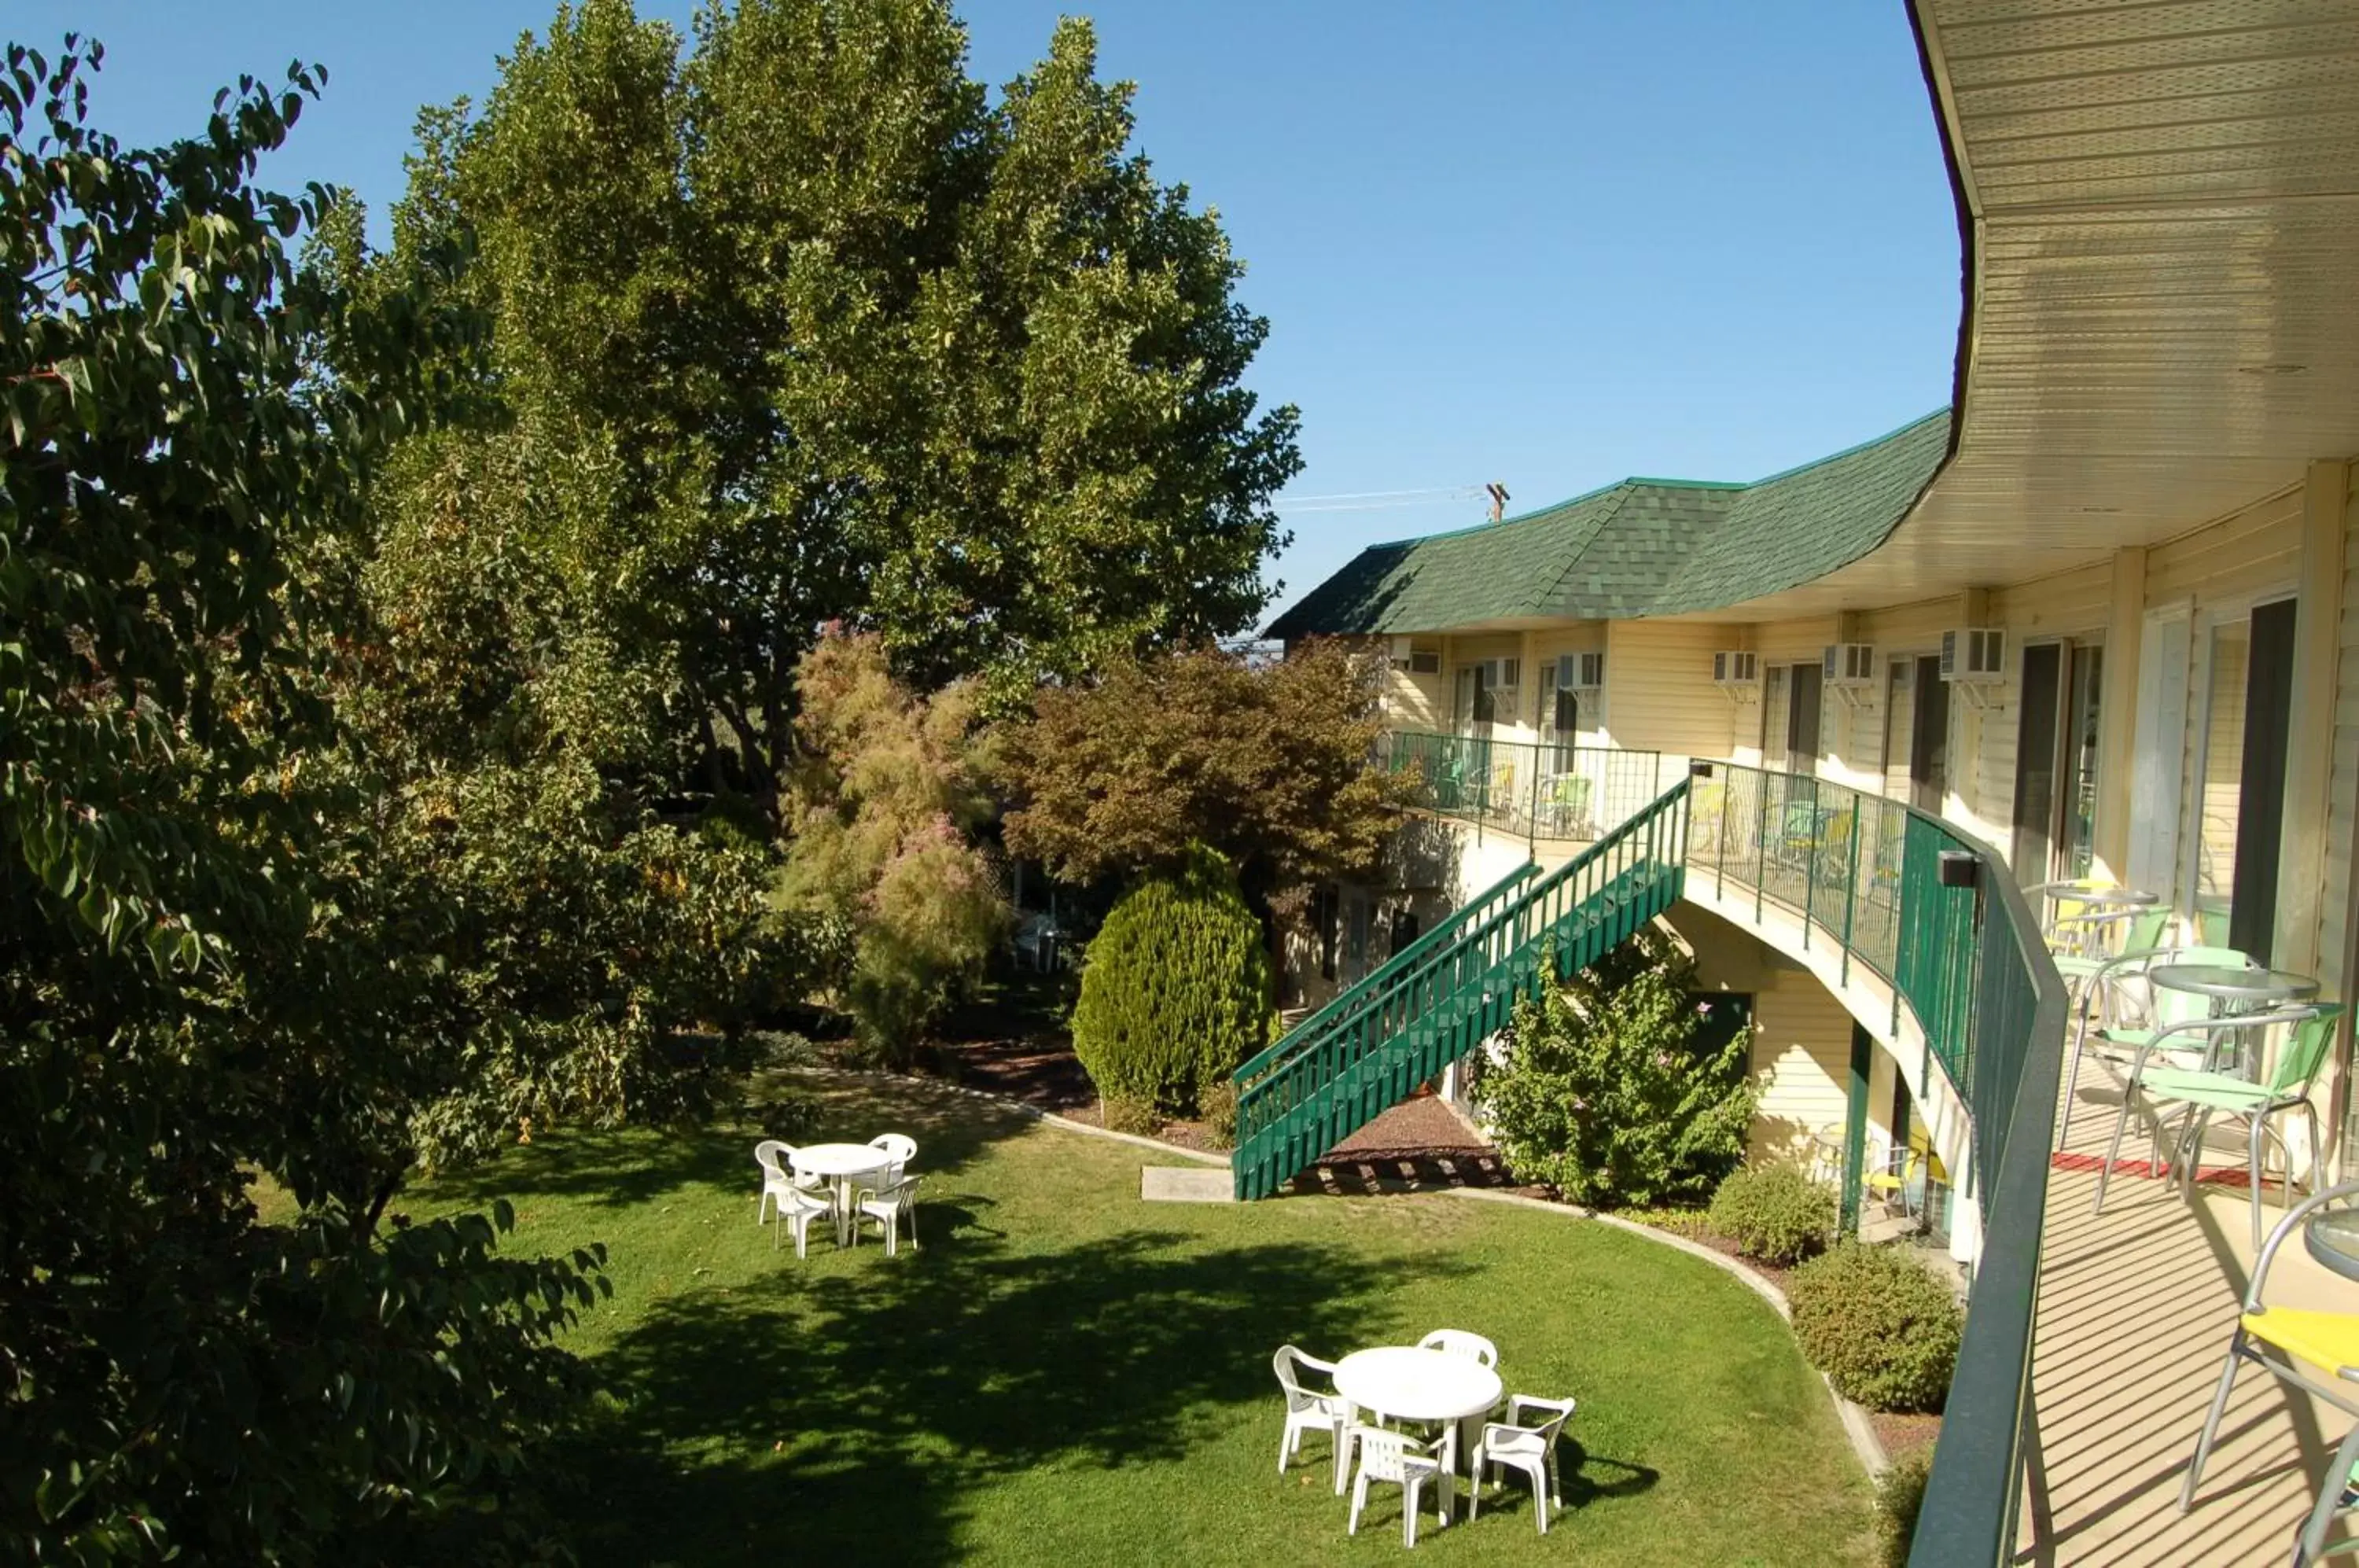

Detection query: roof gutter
xmin=1909 ymin=0 xmax=1980 ymax=471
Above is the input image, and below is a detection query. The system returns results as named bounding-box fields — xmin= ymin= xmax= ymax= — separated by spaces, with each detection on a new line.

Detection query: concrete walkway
xmin=2022 ymin=1078 xmax=2358 ymax=1562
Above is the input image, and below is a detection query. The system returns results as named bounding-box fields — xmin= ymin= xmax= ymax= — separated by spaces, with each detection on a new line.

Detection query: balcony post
xmin=1841 ymin=1021 xmax=1871 ymax=1235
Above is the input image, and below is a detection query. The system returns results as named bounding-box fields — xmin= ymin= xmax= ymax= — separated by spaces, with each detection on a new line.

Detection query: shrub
xmin=1101 ymin=1095 xmax=1158 ymax=1136
xmin=1199 ymin=1080 xmax=1238 ymax=1150
xmin=1876 ymin=1448 xmax=1933 ymax=1568
xmin=1790 ymin=1242 xmax=1963 ymax=1412
xmin=1478 ymin=930 xmax=1755 ymax=1207
xmin=1071 ymin=845 xmax=1273 ymax=1116
xmin=1709 ymin=1164 xmax=1838 ymax=1265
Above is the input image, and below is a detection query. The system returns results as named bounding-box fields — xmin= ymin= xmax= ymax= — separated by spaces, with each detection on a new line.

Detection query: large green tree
xmin=0 ymin=42 xmax=603 ymax=1561
xmin=340 ymin=0 xmax=1302 ymax=824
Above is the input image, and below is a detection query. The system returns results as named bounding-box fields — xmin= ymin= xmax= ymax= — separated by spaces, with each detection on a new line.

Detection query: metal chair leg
xmin=2096 ymin=1083 xmax=2141 ymax=1214
xmin=2181 ymin=1328 xmax=2249 ymax=1511
xmin=2296 ymin=1417 xmax=2359 ymax=1565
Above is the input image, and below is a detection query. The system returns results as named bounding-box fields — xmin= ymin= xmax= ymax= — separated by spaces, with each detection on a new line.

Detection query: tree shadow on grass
xmin=565 ymin=1224 xmax=1473 ymax=1565
xmin=418 ymin=1071 xmax=1039 ymax=1215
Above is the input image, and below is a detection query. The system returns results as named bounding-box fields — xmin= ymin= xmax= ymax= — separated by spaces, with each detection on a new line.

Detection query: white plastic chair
xmin=771 ymin=1182 xmax=834 ymax=1257
xmin=1418 ymin=1328 xmax=1500 ymax=1367
xmin=1347 ymin=1424 xmax=1443 ymax=1547
xmin=851 ymin=1175 xmax=920 ymax=1256
xmin=1470 ymin=1394 xmax=1575 ymax=1533
xmin=868 ymin=1132 xmax=918 ymax=1185
xmin=1272 ymin=1345 xmax=1352 ymax=1493
xmin=754 ymin=1139 xmax=824 ymax=1226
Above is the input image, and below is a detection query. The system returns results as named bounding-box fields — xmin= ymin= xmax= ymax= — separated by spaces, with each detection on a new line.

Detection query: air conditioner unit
xmin=1822 ymin=642 xmax=1877 ymax=689
xmin=1387 ymin=636 xmax=1440 ymax=675
xmin=1712 ymin=650 xmax=1760 ymax=702
xmin=1940 ymin=628 xmax=2006 ymax=683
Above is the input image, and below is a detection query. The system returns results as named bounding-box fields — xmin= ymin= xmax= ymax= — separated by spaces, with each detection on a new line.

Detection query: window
xmin=1762 ymin=666 xmax=1790 ymax=765
xmin=1408 ymin=648 xmax=1441 ymax=675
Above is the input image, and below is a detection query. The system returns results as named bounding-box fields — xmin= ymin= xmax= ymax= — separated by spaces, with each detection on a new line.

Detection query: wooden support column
xmin=2278 ymin=461 xmax=2350 ymax=977
xmin=2092 ymin=547 xmax=2147 ymax=884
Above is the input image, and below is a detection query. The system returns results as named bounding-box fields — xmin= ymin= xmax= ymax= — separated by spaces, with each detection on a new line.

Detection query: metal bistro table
xmin=2032 ymin=881 xmax=2159 ymax=955
xmin=2149 ymin=965 xmax=2321 ymax=1077
xmin=2308 ymin=1206 xmax=2359 ymax=1283
xmin=1331 ymin=1346 xmax=1504 ymax=1526
xmin=789 ymin=1142 xmax=892 ymax=1246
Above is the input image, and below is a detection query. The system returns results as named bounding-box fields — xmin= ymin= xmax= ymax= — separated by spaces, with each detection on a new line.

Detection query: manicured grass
xmin=410 ymin=1073 xmax=1874 ymax=1565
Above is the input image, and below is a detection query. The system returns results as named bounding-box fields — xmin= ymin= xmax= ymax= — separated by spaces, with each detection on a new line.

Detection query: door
xmin=1762 ymin=665 xmax=1791 ymax=767
xmin=2228 ymin=599 xmax=2297 ymax=960
xmin=1882 ymin=659 xmax=1914 ymax=799
xmin=1788 ymin=663 xmax=1824 ymax=776
xmin=2013 ymin=643 xmax=2064 ymax=881
xmin=1539 ymin=657 xmax=1579 ymax=771
xmin=1908 ymin=655 xmax=1949 ymax=814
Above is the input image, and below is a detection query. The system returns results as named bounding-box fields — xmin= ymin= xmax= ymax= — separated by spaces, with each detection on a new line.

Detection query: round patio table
xmin=789 ymin=1143 xmax=892 ymax=1246
xmin=2306 ymin=1209 xmax=2359 ymax=1284
xmin=1332 ymin=1346 xmax=1503 ymax=1526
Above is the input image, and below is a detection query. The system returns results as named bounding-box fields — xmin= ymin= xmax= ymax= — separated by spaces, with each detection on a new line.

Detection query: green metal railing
xmin=1231 ymin=779 xmax=1692 ymax=1200
xmin=1691 ymin=762 xmax=2066 ymax=1566
xmin=1378 ymin=731 xmax=1667 ymax=850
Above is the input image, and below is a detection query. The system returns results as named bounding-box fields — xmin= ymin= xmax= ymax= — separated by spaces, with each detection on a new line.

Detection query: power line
xmin=1275 ymin=482 xmax=1485 ymax=515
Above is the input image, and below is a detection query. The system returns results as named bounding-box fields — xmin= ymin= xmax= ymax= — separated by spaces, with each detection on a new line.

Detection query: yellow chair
xmin=1863 ymin=1132 xmax=1947 ymax=1224
xmin=2181 ymin=1180 xmax=2359 ymax=1562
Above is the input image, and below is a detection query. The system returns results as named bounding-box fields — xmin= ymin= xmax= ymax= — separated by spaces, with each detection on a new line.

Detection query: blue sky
xmin=20 ymin=2 xmax=1960 ymax=621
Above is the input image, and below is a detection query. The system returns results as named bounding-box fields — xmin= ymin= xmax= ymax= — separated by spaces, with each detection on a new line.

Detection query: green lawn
xmin=411 ymin=1073 xmax=1873 ymax=1566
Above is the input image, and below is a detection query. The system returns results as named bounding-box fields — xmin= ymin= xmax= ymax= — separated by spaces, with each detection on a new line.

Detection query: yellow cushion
xmin=2246 ymin=1308 xmax=2359 ymax=1376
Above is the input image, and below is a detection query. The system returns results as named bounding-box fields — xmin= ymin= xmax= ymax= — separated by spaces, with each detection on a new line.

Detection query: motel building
xmin=1239 ymin=4 xmax=2359 ymax=1562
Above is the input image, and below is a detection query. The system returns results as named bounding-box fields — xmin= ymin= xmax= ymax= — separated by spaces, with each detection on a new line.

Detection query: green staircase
xmin=1231 ymin=780 xmax=1693 ymax=1199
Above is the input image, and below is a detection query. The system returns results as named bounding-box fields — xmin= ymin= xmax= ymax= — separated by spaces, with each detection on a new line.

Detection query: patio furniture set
xmin=2040 ymin=877 xmax=2332 ymax=1251
xmin=1272 ymin=1329 xmax=1574 ymax=1547
xmin=2039 ymin=878 xmax=2359 ymax=1556
xmin=753 ymin=1133 xmax=922 ymax=1257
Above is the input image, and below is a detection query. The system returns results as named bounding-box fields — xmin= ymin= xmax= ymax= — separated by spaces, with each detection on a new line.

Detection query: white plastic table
xmin=1332 ymin=1346 xmax=1503 ymax=1525
xmin=790 ymin=1143 xmax=892 ymax=1245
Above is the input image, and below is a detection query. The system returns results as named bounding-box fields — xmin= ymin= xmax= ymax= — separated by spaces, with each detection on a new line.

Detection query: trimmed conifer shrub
xmin=1072 ymin=845 xmax=1272 ymax=1117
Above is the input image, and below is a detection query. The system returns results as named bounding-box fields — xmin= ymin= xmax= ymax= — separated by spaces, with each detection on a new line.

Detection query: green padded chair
xmin=2136 ymin=1003 xmax=2342 ymax=1251
xmin=2092 ymin=1003 xmax=2335 ymax=1250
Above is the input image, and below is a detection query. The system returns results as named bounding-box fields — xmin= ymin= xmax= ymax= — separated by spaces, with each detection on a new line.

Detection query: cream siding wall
xmin=2146 ymin=484 xmax=2304 ymax=606
xmin=1601 ymin=620 xmax=1738 ymax=763
xmin=1662 ymin=903 xmax=1873 ymax=1163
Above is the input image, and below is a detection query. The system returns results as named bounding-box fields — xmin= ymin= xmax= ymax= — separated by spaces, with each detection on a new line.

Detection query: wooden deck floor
xmin=2022 ymin=1079 xmax=2359 ymax=1563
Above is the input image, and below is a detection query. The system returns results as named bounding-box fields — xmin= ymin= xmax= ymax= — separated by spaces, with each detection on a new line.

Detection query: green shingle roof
xmin=1266 ymin=409 xmax=1952 ymax=637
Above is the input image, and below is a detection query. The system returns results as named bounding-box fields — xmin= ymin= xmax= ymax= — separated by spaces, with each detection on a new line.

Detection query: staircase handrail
xmin=1236 ymin=778 xmax=1691 ymax=1097
xmin=1232 ymin=858 xmax=1539 ymax=1084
